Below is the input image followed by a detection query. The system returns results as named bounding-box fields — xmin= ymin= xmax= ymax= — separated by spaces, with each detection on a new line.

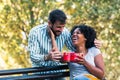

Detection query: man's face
xmin=50 ymin=21 xmax=65 ymax=36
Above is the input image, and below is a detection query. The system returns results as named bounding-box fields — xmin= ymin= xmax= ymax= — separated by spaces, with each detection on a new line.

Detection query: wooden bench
xmin=0 ymin=64 xmax=69 ymax=80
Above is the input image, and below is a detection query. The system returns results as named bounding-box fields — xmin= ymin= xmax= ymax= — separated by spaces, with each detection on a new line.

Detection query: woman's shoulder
xmin=89 ymin=47 xmax=100 ymax=51
xmin=88 ymin=47 xmax=101 ymax=56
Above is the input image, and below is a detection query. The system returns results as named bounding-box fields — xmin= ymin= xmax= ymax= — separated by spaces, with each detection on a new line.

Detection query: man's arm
xmin=65 ymin=31 xmax=75 ymax=51
xmin=28 ymin=30 xmax=45 ymax=63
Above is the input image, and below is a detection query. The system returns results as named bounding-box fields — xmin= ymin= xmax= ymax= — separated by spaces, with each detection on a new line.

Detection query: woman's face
xmin=72 ymin=28 xmax=86 ymax=46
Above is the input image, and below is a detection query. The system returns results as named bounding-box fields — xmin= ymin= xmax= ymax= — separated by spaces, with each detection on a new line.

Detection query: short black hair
xmin=70 ymin=24 xmax=96 ymax=49
xmin=48 ymin=9 xmax=67 ymax=24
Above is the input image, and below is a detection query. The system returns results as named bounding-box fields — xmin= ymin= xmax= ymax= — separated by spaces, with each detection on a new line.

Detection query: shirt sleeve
xmin=64 ymin=30 xmax=75 ymax=51
xmin=28 ymin=29 xmax=45 ymax=64
xmin=92 ymin=47 xmax=101 ymax=57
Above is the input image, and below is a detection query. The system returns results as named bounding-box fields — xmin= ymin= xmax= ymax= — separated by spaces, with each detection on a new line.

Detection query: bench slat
xmin=0 ymin=64 xmax=68 ymax=75
xmin=0 ymin=71 xmax=69 ymax=80
xmin=0 ymin=64 xmax=70 ymax=80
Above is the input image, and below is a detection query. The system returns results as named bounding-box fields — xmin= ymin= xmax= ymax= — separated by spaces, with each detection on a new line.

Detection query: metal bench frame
xmin=0 ymin=64 xmax=69 ymax=80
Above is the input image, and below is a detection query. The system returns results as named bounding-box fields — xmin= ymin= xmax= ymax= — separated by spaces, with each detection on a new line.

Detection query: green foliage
xmin=0 ymin=0 xmax=120 ymax=79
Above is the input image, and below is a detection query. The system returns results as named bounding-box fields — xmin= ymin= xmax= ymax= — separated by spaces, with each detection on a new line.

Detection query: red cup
xmin=70 ymin=52 xmax=77 ymax=62
xmin=63 ymin=52 xmax=70 ymax=62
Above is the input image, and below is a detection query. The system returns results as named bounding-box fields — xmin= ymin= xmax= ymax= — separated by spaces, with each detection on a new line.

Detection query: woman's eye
xmin=72 ymin=31 xmax=81 ymax=35
xmin=77 ymin=32 xmax=81 ymax=34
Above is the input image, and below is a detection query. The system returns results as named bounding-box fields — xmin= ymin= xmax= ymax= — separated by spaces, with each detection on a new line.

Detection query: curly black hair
xmin=70 ymin=24 xmax=96 ymax=49
xmin=48 ymin=9 xmax=67 ymax=24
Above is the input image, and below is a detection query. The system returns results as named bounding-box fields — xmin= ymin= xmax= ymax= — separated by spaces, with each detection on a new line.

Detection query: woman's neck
xmin=75 ymin=44 xmax=87 ymax=54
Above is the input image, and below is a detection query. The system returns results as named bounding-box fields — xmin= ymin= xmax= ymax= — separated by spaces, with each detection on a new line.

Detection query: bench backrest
xmin=0 ymin=64 xmax=69 ymax=80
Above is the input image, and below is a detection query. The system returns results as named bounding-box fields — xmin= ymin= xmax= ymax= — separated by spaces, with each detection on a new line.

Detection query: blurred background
xmin=0 ymin=0 xmax=120 ymax=80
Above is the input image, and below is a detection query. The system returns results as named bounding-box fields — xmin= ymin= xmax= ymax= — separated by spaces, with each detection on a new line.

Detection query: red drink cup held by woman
xmin=63 ymin=52 xmax=70 ymax=62
xmin=70 ymin=52 xmax=77 ymax=62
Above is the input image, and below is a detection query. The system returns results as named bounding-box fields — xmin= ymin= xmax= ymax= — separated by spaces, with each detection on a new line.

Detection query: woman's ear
xmin=85 ymin=38 xmax=87 ymax=41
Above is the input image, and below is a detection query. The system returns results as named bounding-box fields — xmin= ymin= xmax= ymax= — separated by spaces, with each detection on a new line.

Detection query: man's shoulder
xmin=30 ymin=24 xmax=47 ymax=33
xmin=63 ymin=27 xmax=69 ymax=31
xmin=62 ymin=27 xmax=70 ymax=34
xmin=59 ymin=28 xmax=71 ymax=38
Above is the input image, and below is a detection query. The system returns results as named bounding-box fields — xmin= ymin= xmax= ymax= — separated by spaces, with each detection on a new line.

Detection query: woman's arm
xmin=48 ymin=27 xmax=58 ymax=51
xmin=83 ymin=54 xmax=105 ymax=79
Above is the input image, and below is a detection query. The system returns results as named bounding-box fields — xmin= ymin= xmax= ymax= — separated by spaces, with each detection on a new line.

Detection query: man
xmin=28 ymin=9 xmax=101 ymax=80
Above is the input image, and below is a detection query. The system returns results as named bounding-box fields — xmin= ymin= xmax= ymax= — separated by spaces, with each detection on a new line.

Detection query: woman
xmin=49 ymin=24 xmax=105 ymax=80
xmin=69 ymin=24 xmax=105 ymax=80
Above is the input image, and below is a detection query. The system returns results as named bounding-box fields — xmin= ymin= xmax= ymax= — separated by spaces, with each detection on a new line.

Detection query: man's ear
xmin=48 ymin=21 xmax=52 ymax=28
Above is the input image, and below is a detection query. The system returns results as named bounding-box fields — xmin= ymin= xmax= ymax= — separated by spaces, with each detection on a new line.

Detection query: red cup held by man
xmin=62 ymin=52 xmax=70 ymax=62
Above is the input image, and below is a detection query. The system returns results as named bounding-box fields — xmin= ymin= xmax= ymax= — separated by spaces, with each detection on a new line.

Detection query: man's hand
xmin=47 ymin=49 xmax=62 ymax=62
xmin=94 ymin=39 xmax=102 ymax=49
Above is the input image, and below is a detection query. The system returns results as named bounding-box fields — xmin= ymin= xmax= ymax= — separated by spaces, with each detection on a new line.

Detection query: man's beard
xmin=51 ymin=27 xmax=61 ymax=36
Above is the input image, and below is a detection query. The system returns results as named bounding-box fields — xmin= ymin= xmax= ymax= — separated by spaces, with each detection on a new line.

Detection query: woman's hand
xmin=75 ymin=53 xmax=86 ymax=65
